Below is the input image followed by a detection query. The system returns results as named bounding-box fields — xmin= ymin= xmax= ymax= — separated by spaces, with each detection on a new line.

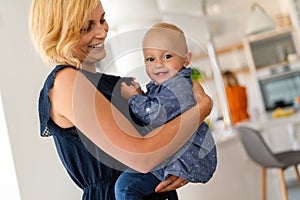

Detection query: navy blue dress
xmin=38 ymin=65 xmax=178 ymax=200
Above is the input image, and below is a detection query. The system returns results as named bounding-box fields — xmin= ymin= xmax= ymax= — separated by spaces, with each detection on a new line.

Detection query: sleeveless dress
xmin=38 ymin=65 xmax=178 ymax=200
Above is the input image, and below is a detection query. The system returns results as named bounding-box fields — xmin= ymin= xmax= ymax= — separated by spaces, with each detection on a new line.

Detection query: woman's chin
xmin=96 ymin=52 xmax=106 ymax=61
xmin=89 ymin=51 xmax=106 ymax=63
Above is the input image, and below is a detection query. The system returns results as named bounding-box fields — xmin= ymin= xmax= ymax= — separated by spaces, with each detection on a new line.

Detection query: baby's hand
xmin=120 ymin=78 xmax=142 ymax=99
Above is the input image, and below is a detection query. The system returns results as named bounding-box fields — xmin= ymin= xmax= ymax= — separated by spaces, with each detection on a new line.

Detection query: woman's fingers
xmin=155 ymin=175 xmax=188 ymax=193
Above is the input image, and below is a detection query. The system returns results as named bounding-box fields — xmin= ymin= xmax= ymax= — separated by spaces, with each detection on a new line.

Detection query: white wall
xmin=0 ymin=92 xmax=21 ymax=199
xmin=0 ymin=1 xmax=81 ymax=199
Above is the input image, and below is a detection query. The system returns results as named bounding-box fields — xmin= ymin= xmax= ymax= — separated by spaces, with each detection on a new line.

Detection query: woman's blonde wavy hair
xmin=29 ymin=0 xmax=99 ymax=68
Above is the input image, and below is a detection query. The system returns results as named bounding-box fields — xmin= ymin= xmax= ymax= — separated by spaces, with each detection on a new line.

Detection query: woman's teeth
xmin=90 ymin=43 xmax=103 ymax=48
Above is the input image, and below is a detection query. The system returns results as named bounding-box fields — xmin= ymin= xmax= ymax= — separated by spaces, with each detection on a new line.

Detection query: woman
xmin=222 ymin=70 xmax=249 ymax=125
xmin=29 ymin=0 xmax=213 ymax=199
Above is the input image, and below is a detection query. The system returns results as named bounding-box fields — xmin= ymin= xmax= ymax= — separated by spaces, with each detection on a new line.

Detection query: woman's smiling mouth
xmin=89 ymin=43 xmax=104 ymax=48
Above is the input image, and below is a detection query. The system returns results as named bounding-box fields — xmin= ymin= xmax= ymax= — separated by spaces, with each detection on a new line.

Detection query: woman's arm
xmin=51 ymin=68 xmax=212 ymax=173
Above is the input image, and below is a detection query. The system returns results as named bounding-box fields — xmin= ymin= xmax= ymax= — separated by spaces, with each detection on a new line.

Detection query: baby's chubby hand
xmin=120 ymin=77 xmax=143 ymax=99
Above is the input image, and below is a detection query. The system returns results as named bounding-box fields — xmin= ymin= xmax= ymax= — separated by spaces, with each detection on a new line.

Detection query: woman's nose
xmin=94 ymin=24 xmax=108 ymax=38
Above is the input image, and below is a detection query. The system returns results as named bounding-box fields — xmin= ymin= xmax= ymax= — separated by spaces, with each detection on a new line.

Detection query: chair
xmin=236 ymin=125 xmax=300 ymax=200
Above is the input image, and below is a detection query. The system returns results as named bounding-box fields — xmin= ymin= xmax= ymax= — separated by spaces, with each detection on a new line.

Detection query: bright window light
xmin=0 ymin=92 xmax=21 ymax=199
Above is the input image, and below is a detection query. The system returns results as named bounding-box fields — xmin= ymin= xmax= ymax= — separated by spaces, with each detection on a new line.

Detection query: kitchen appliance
xmin=259 ymin=68 xmax=300 ymax=111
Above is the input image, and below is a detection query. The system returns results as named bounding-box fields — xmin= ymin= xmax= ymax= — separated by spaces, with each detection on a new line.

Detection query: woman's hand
xmin=155 ymin=175 xmax=189 ymax=193
xmin=192 ymin=81 xmax=213 ymax=123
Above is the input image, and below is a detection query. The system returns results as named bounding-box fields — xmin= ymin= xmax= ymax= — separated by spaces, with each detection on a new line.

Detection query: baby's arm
xmin=129 ymin=76 xmax=196 ymax=129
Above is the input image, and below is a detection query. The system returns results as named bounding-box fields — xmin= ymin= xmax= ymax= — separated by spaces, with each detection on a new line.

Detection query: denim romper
xmin=38 ymin=65 xmax=178 ymax=200
xmin=128 ymin=68 xmax=217 ymax=183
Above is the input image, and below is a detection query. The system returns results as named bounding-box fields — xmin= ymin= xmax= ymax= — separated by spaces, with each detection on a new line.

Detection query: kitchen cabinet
xmin=243 ymin=27 xmax=300 ymax=115
xmin=288 ymin=0 xmax=300 ymax=38
xmin=245 ymin=28 xmax=299 ymax=70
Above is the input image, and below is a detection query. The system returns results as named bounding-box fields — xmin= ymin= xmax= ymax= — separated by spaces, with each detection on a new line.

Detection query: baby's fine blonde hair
xmin=142 ymin=22 xmax=188 ymax=56
xmin=29 ymin=0 xmax=99 ymax=68
xmin=151 ymin=22 xmax=185 ymax=35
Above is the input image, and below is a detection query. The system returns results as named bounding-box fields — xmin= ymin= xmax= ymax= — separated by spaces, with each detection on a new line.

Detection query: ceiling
xmin=101 ymin=0 xmax=254 ymax=56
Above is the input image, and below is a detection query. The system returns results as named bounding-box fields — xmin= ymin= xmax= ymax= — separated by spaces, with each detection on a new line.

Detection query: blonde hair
xmin=143 ymin=22 xmax=188 ymax=54
xmin=222 ymin=70 xmax=239 ymax=87
xmin=29 ymin=0 xmax=99 ymax=68
xmin=152 ymin=22 xmax=185 ymax=35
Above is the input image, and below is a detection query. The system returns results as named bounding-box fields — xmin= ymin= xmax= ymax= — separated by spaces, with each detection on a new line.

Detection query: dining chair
xmin=236 ymin=125 xmax=300 ymax=200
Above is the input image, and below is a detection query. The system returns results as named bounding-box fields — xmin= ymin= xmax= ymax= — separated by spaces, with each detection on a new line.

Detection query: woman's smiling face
xmin=72 ymin=2 xmax=109 ymax=69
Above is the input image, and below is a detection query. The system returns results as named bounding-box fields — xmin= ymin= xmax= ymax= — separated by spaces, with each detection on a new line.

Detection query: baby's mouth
xmin=155 ymin=71 xmax=168 ymax=76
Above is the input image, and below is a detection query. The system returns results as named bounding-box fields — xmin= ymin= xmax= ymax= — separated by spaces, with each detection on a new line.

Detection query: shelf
xmin=247 ymin=28 xmax=298 ymax=68
xmin=192 ymin=42 xmax=244 ymax=61
xmin=255 ymin=61 xmax=290 ymax=70
xmin=247 ymin=27 xmax=294 ymax=42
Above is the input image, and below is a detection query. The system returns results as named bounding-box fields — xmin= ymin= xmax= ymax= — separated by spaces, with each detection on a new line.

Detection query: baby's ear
xmin=184 ymin=52 xmax=192 ymax=66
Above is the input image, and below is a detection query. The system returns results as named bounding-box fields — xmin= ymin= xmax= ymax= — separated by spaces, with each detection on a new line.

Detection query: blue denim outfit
xmin=38 ymin=65 xmax=178 ymax=200
xmin=115 ymin=67 xmax=217 ymax=200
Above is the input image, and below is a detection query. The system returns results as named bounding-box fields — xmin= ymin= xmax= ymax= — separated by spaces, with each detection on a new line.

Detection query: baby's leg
xmin=115 ymin=172 xmax=160 ymax=200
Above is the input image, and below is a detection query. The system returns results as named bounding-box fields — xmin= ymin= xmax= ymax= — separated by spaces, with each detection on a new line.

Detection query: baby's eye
xmin=163 ymin=54 xmax=172 ymax=60
xmin=146 ymin=57 xmax=155 ymax=62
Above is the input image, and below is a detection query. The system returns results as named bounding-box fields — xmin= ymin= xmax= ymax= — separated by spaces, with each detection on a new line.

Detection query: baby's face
xmin=143 ymin=48 xmax=186 ymax=85
xmin=142 ymin=29 xmax=188 ymax=85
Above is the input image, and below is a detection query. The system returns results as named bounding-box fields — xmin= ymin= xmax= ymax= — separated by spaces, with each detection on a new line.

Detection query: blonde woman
xmin=29 ymin=0 xmax=212 ymax=199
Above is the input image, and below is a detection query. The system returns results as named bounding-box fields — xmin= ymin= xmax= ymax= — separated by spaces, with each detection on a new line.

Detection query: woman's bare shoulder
xmin=54 ymin=67 xmax=78 ymax=84
xmin=50 ymin=67 xmax=80 ymax=127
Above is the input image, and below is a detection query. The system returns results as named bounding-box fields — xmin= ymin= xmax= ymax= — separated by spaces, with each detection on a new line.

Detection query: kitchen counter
xmin=237 ymin=111 xmax=300 ymax=152
xmin=248 ymin=110 xmax=300 ymax=129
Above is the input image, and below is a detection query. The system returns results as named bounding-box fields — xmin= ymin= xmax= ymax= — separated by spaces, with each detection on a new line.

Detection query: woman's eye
xmin=146 ymin=57 xmax=155 ymax=62
xmin=81 ymin=23 xmax=94 ymax=33
xmin=100 ymin=19 xmax=106 ymax=24
xmin=163 ymin=54 xmax=172 ymax=60
xmin=80 ymin=27 xmax=88 ymax=33
xmin=85 ymin=26 xmax=92 ymax=32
